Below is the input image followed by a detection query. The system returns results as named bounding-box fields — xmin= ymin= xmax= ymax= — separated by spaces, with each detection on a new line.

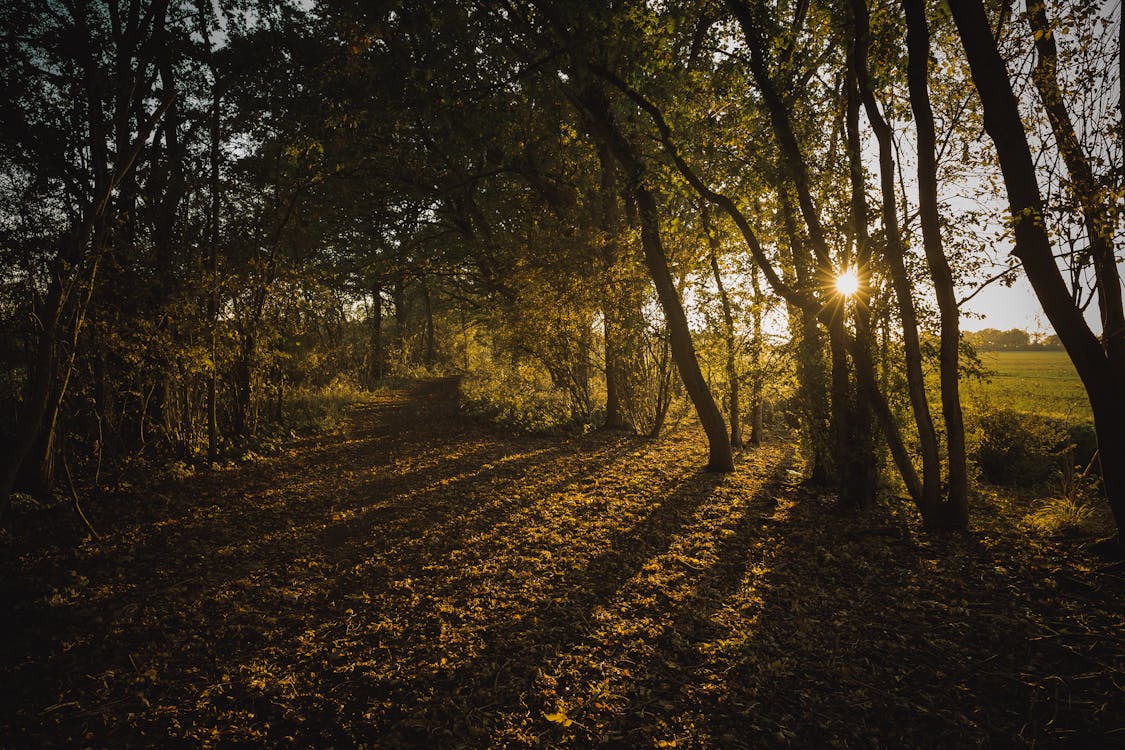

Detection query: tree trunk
xmin=232 ymin=332 xmax=255 ymax=438
xmin=903 ymin=0 xmax=968 ymax=527
xmin=393 ymin=270 xmax=408 ymax=366
xmin=19 ymin=383 xmax=62 ymax=499
xmin=370 ymin=281 xmax=385 ymax=383
xmin=595 ymin=140 xmax=639 ymax=431
xmin=582 ymin=87 xmax=733 ymax=471
xmin=421 ymin=275 xmax=436 ymax=368
xmin=1091 ymin=393 xmax=1125 ymax=542
xmin=205 ymin=14 xmax=221 ymax=465
xmin=703 ymin=208 xmax=743 ymax=448
xmin=849 ymin=0 xmax=942 ymax=518
xmin=634 ymin=188 xmax=733 ymax=470
xmin=828 ymin=319 xmax=851 ymax=495
xmin=842 ymin=61 xmax=878 ymax=507
xmin=748 ymin=263 xmax=764 ymax=447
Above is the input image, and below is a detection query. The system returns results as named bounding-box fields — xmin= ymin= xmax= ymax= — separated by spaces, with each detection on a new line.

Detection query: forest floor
xmin=3 ymin=378 xmax=1124 ymax=748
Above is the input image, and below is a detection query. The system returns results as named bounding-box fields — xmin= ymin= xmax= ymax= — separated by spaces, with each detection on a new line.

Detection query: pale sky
xmin=959 ymin=260 xmax=1125 ymax=335
xmin=960 ymin=274 xmax=1052 ymax=333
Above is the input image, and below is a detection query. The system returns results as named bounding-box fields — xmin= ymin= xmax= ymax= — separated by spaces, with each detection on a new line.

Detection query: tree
xmin=950 ymin=0 xmax=1125 ymax=546
xmin=0 ymin=0 xmax=177 ymax=520
xmin=902 ymin=0 xmax=970 ymax=525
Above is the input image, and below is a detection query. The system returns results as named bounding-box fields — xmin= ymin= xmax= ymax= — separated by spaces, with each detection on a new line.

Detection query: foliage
xmin=274 ymin=378 xmax=371 ymax=435
xmin=973 ymin=409 xmax=1072 ymax=487
xmin=460 ymin=360 xmax=592 ymax=434
xmin=963 ymin=328 xmax=1063 ymax=352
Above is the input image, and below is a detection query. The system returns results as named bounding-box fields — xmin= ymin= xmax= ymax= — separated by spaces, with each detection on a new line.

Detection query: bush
xmin=459 ymin=363 xmax=590 ymax=434
xmin=276 ymin=377 xmax=369 ymax=434
xmin=974 ymin=409 xmax=1072 ymax=487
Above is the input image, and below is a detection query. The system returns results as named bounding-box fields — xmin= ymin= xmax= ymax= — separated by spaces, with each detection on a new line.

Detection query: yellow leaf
xmin=544 ymin=711 xmax=573 ymax=727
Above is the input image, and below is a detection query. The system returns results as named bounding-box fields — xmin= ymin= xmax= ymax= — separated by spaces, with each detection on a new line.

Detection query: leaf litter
xmin=2 ymin=378 xmax=1123 ymax=747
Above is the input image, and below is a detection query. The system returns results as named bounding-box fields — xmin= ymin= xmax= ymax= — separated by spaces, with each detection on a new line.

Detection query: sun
xmin=835 ymin=268 xmax=860 ymax=297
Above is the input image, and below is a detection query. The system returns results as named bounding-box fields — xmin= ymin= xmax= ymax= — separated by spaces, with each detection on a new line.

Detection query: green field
xmin=961 ymin=351 xmax=1092 ymax=422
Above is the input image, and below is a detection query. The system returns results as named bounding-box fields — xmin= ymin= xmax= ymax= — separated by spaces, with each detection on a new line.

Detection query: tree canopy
xmin=1 ymin=0 xmax=1122 ymax=535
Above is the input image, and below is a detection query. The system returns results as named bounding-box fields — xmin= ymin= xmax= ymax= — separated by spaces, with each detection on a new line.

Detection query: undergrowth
xmin=459 ymin=365 xmax=596 ymax=434
xmin=276 ymin=378 xmax=371 ymax=435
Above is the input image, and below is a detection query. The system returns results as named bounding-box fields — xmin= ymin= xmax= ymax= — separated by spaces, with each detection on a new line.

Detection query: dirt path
xmin=3 ymin=379 xmax=1123 ymax=747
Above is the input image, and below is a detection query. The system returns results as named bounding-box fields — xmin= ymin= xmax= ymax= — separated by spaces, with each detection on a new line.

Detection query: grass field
xmin=961 ymin=351 xmax=1092 ymax=423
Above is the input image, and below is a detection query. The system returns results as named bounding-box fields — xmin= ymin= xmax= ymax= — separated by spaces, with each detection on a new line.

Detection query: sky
xmin=957 ymin=256 xmax=1125 ymax=335
xmin=961 ymin=274 xmax=1053 ymax=334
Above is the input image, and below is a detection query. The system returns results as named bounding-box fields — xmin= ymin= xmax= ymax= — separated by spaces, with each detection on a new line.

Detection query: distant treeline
xmin=964 ymin=328 xmax=1065 ymax=352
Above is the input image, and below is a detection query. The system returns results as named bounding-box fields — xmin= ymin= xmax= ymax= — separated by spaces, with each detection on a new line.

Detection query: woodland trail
xmin=3 ymin=378 xmax=1124 ymax=748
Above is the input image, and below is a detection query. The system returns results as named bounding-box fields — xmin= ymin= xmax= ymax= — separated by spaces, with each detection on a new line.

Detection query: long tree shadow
xmin=587 ymin=484 xmax=1125 ymax=748
xmin=301 ymin=471 xmax=724 ymax=746
xmin=137 ymin=435 xmax=709 ymax=746
xmin=266 ymin=444 xmax=800 ymax=747
xmin=1 ymin=377 xmax=656 ymax=745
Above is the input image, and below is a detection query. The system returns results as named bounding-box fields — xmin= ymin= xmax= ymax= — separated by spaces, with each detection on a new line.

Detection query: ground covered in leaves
xmin=3 ymin=378 xmax=1124 ymax=748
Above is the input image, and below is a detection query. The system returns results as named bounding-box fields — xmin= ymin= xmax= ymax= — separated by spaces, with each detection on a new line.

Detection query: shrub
xmin=974 ymin=409 xmax=1071 ymax=486
xmin=459 ymin=363 xmax=588 ymax=434
xmin=276 ymin=377 xmax=369 ymax=434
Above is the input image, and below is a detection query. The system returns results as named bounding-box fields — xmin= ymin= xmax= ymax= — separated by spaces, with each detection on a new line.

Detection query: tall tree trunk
xmin=848 ymin=0 xmax=942 ymax=519
xmin=582 ymin=87 xmax=733 ymax=471
xmin=828 ymin=318 xmax=852 ymax=495
xmin=841 ymin=59 xmax=878 ymax=508
xmin=951 ymin=0 xmax=1125 ymax=542
xmin=597 ymin=140 xmax=626 ymax=429
xmin=204 ymin=4 xmax=220 ymax=464
xmin=421 ymin=275 xmax=437 ymax=368
xmin=703 ymin=207 xmax=743 ymax=448
xmin=576 ymin=315 xmax=592 ymax=416
xmin=232 ymin=331 xmax=255 ymax=438
xmin=393 ymin=270 xmax=407 ymax=365
xmin=206 ymin=95 xmax=220 ymax=461
xmin=903 ymin=0 xmax=968 ymax=527
xmin=748 ymin=263 xmax=765 ymax=447
xmin=633 ymin=188 xmax=733 ymax=471
xmin=21 ymin=378 xmax=64 ymax=499
xmin=370 ymin=281 xmax=385 ymax=383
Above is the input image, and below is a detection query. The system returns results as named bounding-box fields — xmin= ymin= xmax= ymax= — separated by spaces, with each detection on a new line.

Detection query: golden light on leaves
xmin=835 ymin=268 xmax=860 ymax=297
xmin=544 ymin=710 xmax=574 ymax=727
